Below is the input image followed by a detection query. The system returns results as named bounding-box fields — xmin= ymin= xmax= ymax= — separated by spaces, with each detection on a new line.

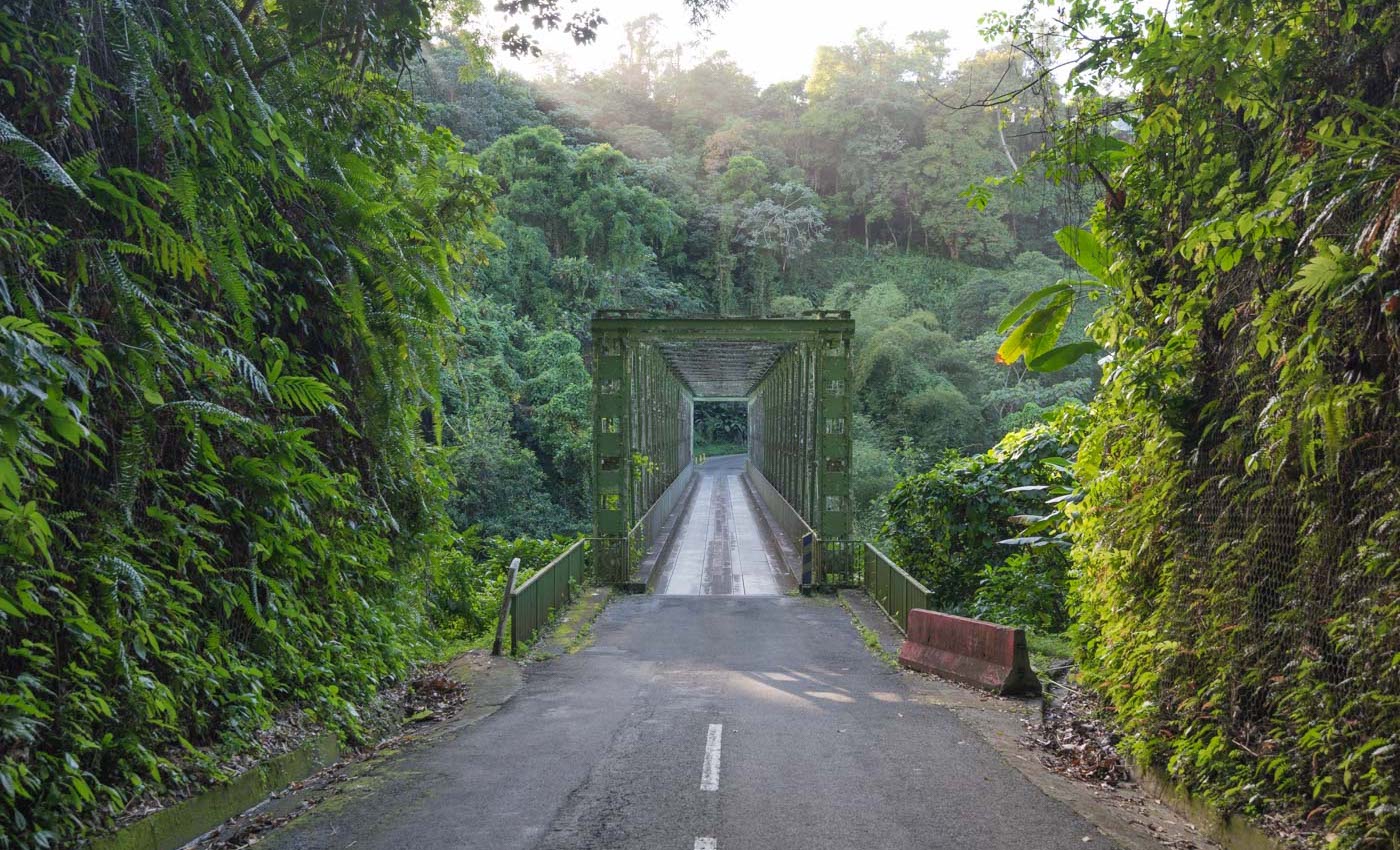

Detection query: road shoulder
xmin=838 ymin=590 xmax=1221 ymax=850
xmin=188 ymin=588 xmax=616 ymax=849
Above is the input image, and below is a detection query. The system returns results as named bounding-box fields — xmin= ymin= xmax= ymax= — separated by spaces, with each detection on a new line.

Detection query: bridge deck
xmin=652 ymin=455 xmax=797 ymax=596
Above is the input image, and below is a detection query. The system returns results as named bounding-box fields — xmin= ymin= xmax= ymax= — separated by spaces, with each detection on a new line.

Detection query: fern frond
xmin=64 ymin=150 xmax=102 ymax=184
xmin=113 ymin=420 xmax=146 ymax=525
xmin=0 ymin=114 xmax=86 ymax=197
xmin=230 ymin=579 xmax=268 ymax=631
xmin=221 ymin=348 xmax=270 ymax=401
xmin=180 ymin=431 xmax=202 ymax=477
xmin=271 ymin=374 xmax=339 ymax=414
xmin=232 ymin=55 xmax=272 ymax=119
xmin=288 ymin=498 xmax=313 ymax=528
xmin=107 ymin=0 xmax=174 ymax=142
xmin=157 ymin=399 xmax=257 ymax=430
xmin=97 ymin=555 xmax=147 ymax=606
xmin=208 ymin=245 xmax=254 ymax=338
xmin=212 ymin=0 xmax=259 ymax=61
xmin=327 ymin=403 xmax=361 ymax=436
xmin=168 ymin=164 xmax=199 ymax=227
xmin=95 ymin=247 xmax=158 ymax=338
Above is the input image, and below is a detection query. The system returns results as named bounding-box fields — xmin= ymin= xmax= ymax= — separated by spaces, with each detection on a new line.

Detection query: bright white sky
xmin=487 ymin=0 xmax=1030 ymax=85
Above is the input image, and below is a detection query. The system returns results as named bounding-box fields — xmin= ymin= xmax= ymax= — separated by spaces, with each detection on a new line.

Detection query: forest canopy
xmin=413 ymin=18 xmax=1097 ymax=535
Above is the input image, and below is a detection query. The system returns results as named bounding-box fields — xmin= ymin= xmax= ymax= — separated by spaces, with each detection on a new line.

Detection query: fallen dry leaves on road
xmin=1023 ymin=683 xmax=1131 ymax=787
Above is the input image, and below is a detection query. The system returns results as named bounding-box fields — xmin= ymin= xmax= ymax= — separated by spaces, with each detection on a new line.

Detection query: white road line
xmin=700 ymin=723 xmax=723 ymax=791
xmin=694 ymin=839 xmax=717 ymax=850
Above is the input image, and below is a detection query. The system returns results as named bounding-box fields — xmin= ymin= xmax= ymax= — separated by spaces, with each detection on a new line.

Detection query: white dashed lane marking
xmin=694 ymin=839 xmax=717 ymax=850
xmin=700 ymin=723 xmax=723 ymax=791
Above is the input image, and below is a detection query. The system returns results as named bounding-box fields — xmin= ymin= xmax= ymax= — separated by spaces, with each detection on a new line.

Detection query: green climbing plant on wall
xmin=987 ymin=2 xmax=1400 ymax=845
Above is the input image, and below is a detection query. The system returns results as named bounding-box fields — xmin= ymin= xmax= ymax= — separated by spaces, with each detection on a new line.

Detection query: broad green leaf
xmin=69 ymin=775 xmax=95 ymax=804
xmin=996 ymin=282 xmax=1073 ymax=334
xmin=0 ymin=457 xmax=18 ymax=499
xmin=1054 ymin=226 xmax=1112 ymax=281
xmin=997 ymin=294 xmax=1072 ymax=366
xmin=0 ymin=594 xmax=23 ymax=618
xmin=1027 ymin=340 xmax=1101 ymax=372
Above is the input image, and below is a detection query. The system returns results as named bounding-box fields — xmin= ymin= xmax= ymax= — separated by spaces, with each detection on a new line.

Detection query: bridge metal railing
xmin=622 ymin=462 xmax=696 ymax=581
xmin=744 ymin=458 xmax=818 ymax=577
xmin=862 ymin=542 xmax=933 ymax=633
xmin=746 ymin=459 xmax=867 ymax=588
xmin=746 ymin=460 xmax=932 ymax=631
xmin=511 ymin=538 xmax=589 ymax=655
xmin=814 ymin=539 xmax=862 ymax=586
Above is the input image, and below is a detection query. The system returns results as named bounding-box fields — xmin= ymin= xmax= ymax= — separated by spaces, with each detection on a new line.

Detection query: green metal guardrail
xmin=815 ymin=538 xmax=862 ymax=586
xmin=863 ymin=542 xmax=933 ymax=633
xmin=747 ymin=460 xmax=930 ymax=627
xmin=617 ymin=462 xmax=695 ymax=583
xmin=511 ymin=538 xmax=588 ymax=655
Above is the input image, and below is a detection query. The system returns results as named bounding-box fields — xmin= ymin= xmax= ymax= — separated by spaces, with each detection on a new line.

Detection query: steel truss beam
xmin=591 ymin=311 xmax=853 ymax=583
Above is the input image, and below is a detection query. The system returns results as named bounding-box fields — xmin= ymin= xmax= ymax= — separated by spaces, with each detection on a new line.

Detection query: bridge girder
xmin=591 ymin=311 xmax=853 ymax=583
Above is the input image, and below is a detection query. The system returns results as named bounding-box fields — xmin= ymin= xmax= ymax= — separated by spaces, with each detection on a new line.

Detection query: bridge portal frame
xmin=591 ymin=311 xmax=853 ymax=584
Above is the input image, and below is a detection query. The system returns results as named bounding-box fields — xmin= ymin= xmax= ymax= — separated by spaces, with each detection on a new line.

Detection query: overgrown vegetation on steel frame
xmin=983 ymin=1 xmax=1399 ymax=844
xmin=590 ymin=315 xmax=853 ymax=583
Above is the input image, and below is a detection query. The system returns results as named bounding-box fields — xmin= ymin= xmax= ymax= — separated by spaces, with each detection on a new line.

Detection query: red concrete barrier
xmin=898 ymin=609 xmax=1041 ymax=696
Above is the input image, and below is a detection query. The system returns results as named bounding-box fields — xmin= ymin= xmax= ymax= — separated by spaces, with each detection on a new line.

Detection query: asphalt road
xmin=259 ymin=459 xmax=1119 ymax=850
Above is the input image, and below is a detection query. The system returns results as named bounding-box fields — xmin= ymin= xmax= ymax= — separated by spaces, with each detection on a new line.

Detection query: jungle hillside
xmin=2 ymin=0 xmax=1398 ymax=848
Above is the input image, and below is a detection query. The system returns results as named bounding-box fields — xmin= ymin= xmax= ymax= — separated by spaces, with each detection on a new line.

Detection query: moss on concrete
xmin=93 ymin=735 xmax=341 ymax=850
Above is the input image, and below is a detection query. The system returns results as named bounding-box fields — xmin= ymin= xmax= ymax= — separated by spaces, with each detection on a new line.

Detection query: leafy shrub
xmin=971 ymin=550 xmax=1068 ymax=632
xmin=428 ymin=531 xmax=575 ymax=640
xmin=879 ymin=406 xmax=1083 ymax=614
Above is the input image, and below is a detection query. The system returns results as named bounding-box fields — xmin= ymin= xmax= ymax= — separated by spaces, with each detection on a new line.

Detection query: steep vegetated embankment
xmin=983 ymin=2 xmax=1399 ymax=844
xmin=0 ymin=2 xmax=497 ymax=845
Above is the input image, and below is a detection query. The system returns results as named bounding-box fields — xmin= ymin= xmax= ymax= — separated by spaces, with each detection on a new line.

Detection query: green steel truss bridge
xmin=509 ymin=309 xmax=944 ymax=655
xmin=590 ymin=310 xmax=857 ymax=588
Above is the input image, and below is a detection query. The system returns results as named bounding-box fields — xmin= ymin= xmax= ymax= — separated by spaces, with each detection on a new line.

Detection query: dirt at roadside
xmin=190 ymin=650 xmax=522 ymax=850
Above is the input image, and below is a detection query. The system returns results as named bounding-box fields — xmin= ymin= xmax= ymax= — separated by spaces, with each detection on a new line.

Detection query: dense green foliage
xmin=33 ymin=0 xmax=1388 ymax=846
xmin=693 ymin=402 xmax=746 ymax=456
xmin=983 ymin=1 xmax=1400 ymax=844
xmin=881 ymin=407 xmax=1080 ymax=630
xmin=1 ymin=4 xmax=1090 ymax=841
xmin=428 ymin=530 xmax=572 ymax=639
xmin=412 ymin=25 xmax=1096 ymax=531
xmin=0 ymin=0 xmax=509 ymax=844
